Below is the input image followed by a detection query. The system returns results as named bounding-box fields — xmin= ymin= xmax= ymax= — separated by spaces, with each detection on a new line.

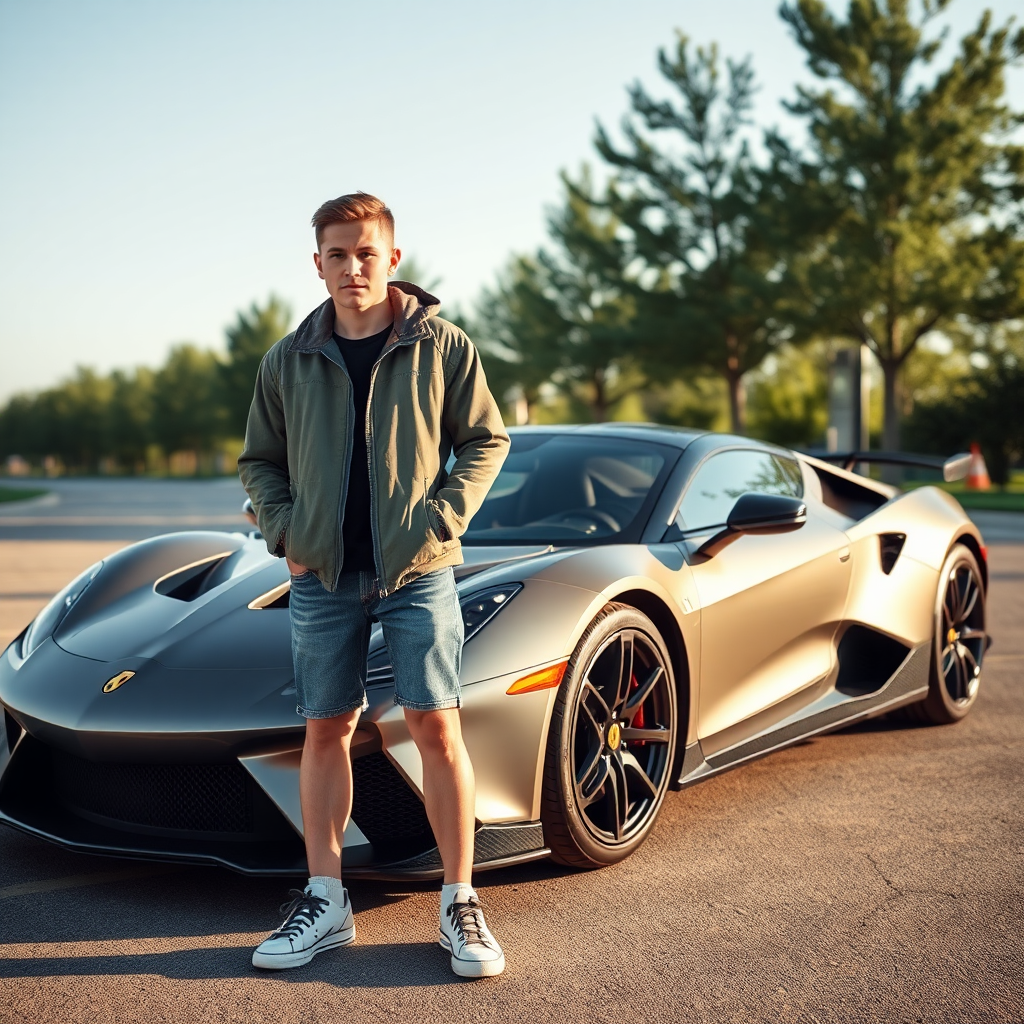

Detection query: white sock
xmin=307 ymin=875 xmax=347 ymax=906
xmin=441 ymin=881 xmax=475 ymax=912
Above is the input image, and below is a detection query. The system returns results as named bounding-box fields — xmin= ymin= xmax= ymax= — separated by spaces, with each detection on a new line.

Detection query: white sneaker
xmin=252 ymin=882 xmax=355 ymax=970
xmin=439 ymin=887 xmax=505 ymax=978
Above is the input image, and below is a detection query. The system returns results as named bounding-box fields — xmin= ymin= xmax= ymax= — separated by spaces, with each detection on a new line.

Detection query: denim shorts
xmin=289 ymin=567 xmax=464 ymax=719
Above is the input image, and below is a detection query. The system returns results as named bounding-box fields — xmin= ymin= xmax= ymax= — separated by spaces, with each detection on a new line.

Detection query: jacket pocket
xmin=284 ymin=494 xmax=315 ymax=569
xmin=426 ymin=499 xmax=452 ymax=543
xmin=421 ymin=480 xmax=442 ymax=547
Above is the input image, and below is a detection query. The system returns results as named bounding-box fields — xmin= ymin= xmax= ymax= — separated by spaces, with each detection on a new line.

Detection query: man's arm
xmin=237 ymin=351 xmax=293 ymax=558
xmin=432 ymin=334 xmax=510 ymax=539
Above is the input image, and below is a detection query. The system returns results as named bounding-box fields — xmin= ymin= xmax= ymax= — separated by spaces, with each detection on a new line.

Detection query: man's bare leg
xmin=405 ymin=706 xmax=504 ymax=976
xmin=403 ymin=707 xmax=475 ymax=882
xmin=252 ymin=708 xmax=361 ymax=968
xmin=300 ymin=709 xmax=362 ymax=879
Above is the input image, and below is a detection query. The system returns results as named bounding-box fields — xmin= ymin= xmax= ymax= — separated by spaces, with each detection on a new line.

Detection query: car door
xmin=673 ymin=448 xmax=852 ymax=750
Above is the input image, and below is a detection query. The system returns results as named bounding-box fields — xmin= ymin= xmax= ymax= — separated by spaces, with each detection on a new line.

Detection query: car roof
xmin=506 ymin=422 xmax=780 ymax=452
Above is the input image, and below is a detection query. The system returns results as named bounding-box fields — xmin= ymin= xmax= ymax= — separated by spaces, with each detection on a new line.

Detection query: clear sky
xmin=1 ymin=0 xmax=1021 ymax=403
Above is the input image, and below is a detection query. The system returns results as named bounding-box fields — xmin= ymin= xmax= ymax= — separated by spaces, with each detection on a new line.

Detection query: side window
xmin=774 ymin=455 xmax=803 ymax=496
xmin=674 ymin=450 xmax=803 ymax=532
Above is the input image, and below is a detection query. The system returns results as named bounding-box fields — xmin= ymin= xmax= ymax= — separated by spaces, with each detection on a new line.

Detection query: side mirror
xmin=697 ymin=492 xmax=807 ymax=557
xmin=727 ymin=492 xmax=807 ymax=534
xmin=943 ymin=452 xmax=971 ymax=483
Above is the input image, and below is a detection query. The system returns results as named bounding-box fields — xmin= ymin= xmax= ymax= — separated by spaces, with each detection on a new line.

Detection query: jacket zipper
xmin=364 ymin=330 xmax=421 ymax=597
xmin=318 ymin=343 xmax=356 ymax=589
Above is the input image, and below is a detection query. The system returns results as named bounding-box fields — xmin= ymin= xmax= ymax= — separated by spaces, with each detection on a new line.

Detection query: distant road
xmin=0 ymin=478 xmax=250 ymax=540
xmin=969 ymin=509 xmax=1024 ymax=543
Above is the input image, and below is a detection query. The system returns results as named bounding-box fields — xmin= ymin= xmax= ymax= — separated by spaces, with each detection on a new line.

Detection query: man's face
xmin=314 ymin=220 xmax=400 ymax=311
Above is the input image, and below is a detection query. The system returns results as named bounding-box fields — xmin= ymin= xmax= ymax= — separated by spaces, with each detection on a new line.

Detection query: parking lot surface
xmin=0 ymin=483 xmax=1021 ymax=1022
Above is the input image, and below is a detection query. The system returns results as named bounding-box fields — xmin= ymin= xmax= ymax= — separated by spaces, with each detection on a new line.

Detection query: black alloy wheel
xmin=907 ymin=543 xmax=986 ymax=725
xmin=542 ymin=604 xmax=678 ymax=868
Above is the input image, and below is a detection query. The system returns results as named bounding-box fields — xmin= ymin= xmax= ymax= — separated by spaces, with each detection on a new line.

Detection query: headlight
xmin=21 ymin=561 xmax=103 ymax=658
xmin=460 ymin=584 xmax=523 ymax=642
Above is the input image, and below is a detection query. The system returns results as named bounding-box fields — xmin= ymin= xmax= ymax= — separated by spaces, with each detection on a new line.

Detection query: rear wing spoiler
xmin=806 ymin=450 xmax=971 ymax=483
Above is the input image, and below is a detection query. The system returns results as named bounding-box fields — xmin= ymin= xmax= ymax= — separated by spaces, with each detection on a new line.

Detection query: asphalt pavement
xmin=0 ymin=481 xmax=1021 ymax=1022
xmin=0 ymin=477 xmax=250 ymax=540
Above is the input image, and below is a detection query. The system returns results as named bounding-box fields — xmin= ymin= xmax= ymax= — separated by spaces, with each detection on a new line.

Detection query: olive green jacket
xmin=238 ymin=283 xmax=509 ymax=595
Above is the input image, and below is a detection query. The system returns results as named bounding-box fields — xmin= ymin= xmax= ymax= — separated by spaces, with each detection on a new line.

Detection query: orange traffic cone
xmin=966 ymin=443 xmax=991 ymax=491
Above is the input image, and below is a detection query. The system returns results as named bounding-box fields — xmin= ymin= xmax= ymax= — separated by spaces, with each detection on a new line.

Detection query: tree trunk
xmin=592 ymin=369 xmax=607 ymax=423
xmin=724 ymin=334 xmax=746 ymax=435
xmin=725 ymin=369 xmax=746 ymax=435
xmin=880 ymin=357 xmax=903 ymax=483
xmin=881 ymin=358 xmax=901 ymax=451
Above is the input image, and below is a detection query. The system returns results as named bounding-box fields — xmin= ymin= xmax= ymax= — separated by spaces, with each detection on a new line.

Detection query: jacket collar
xmin=288 ymin=281 xmax=441 ymax=354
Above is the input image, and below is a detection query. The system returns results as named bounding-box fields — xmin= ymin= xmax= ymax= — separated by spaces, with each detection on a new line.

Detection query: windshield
xmin=462 ymin=433 xmax=672 ymax=545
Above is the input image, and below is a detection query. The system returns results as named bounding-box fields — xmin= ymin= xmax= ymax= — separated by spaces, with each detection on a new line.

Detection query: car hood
xmin=50 ymin=534 xmax=564 ymax=668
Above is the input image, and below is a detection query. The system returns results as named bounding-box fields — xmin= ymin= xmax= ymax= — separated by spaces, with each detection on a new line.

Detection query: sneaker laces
xmin=273 ymin=889 xmax=330 ymax=940
xmin=447 ymin=897 xmax=494 ymax=949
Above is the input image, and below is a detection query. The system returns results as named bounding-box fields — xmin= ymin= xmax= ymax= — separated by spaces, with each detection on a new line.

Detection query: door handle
xmin=838 ymin=546 xmax=850 ymax=562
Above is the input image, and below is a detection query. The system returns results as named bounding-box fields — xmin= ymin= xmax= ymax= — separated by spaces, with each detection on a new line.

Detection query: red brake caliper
xmin=630 ymin=673 xmax=645 ymax=745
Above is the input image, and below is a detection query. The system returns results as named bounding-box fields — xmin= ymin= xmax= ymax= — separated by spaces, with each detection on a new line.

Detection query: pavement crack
xmin=863 ymin=851 xmax=903 ymax=896
xmin=857 ymin=851 xmax=905 ymax=927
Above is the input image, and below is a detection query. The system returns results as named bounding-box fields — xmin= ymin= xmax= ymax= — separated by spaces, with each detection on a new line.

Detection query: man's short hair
xmin=311 ymin=192 xmax=395 ymax=248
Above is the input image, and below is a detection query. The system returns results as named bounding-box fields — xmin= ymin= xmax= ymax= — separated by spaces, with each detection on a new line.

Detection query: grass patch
xmin=0 ymin=484 xmax=49 ymax=503
xmin=904 ymin=478 xmax=1024 ymax=512
xmin=944 ymin=490 xmax=1024 ymax=512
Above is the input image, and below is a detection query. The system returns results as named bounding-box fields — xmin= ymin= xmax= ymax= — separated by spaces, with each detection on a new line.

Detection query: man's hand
xmin=286 ymin=556 xmax=311 ymax=576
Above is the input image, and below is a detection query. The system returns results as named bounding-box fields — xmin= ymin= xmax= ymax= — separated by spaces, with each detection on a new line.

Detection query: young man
xmin=238 ymin=193 xmax=509 ymax=978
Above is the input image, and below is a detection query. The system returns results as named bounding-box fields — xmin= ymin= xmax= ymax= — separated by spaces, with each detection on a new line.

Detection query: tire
xmin=903 ymin=543 xmax=986 ymax=726
xmin=541 ymin=603 xmax=678 ymax=869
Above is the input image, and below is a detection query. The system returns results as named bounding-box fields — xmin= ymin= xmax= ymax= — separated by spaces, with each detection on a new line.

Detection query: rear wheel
xmin=905 ymin=543 xmax=986 ymax=725
xmin=541 ymin=604 xmax=678 ymax=868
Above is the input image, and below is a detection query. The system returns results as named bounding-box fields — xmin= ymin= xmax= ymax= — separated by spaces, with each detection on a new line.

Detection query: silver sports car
xmin=0 ymin=425 xmax=988 ymax=877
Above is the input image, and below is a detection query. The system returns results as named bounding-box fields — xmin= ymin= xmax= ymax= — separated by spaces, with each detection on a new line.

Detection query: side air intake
xmin=879 ymin=533 xmax=906 ymax=575
xmin=835 ymin=625 xmax=911 ymax=696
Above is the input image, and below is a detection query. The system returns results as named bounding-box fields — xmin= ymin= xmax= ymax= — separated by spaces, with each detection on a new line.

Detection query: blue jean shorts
xmin=289 ymin=567 xmax=464 ymax=719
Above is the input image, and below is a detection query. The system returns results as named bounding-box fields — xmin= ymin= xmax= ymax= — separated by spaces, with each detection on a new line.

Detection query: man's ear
xmin=313 ymin=250 xmax=325 ymax=280
xmin=389 ymin=247 xmax=401 ymax=277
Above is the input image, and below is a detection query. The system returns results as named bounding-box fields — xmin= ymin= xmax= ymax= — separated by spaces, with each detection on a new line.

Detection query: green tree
xmin=594 ymin=35 xmax=797 ymax=434
xmin=45 ymin=369 xmax=115 ymax=472
xmin=906 ymin=347 xmax=1024 ymax=485
xmin=476 ymin=255 xmax=566 ymax=422
xmin=107 ymin=368 xmax=155 ymax=471
xmin=220 ymin=296 xmax=291 ymax=438
xmin=152 ymin=345 xmax=225 ymax=455
xmin=746 ymin=342 xmax=830 ymax=447
xmin=775 ymin=0 xmax=1024 ymax=452
xmin=545 ymin=172 xmax=646 ymax=421
xmin=476 ymin=173 xmax=646 ymax=423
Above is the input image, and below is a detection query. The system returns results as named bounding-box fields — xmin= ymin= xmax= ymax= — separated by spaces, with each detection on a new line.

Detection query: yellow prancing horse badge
xmin=102 ymin=671 xmax=135 ymax=693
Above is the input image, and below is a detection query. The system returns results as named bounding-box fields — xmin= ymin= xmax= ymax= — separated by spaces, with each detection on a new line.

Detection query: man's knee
xmin=405 ymin=707 xmax=463 ymax=761
xmin=303 ymin=709 xmax=361 ymax=754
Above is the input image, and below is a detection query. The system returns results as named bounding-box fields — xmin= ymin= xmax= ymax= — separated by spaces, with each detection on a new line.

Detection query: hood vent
xmin=879 ymin=533 xmax=907 ymax=575
xmin=155 ymin=552 xmax=236 ymax=601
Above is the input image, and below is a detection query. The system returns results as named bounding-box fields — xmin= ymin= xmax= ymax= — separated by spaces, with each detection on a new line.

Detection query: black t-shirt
xmin=334 ymin=322 xmax=392 ymax=573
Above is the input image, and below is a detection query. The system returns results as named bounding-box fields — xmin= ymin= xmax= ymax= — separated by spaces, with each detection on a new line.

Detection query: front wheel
xmin=905 ymin=543 xmax=986 ymax=726
xmin=541 ymin=604 xmax=678 ymax=868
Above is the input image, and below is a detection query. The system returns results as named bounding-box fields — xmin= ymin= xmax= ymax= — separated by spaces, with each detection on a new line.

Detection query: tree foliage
xmin=477 ymin=172 xmax=646 ymax=422
xmin=906 ymin=341 xmax=1024 ymax=484
xmin=0 ymin=297 xmax=288 ymax=474
xmin=219 ymin=296 xmax=291 ymax=438
xmin=4 ymin=7 xmax=1022 ymax=470
xmin=476 ymin=255 xmax=567 ymax=422
xmin=773 ymin=0 xmax=1024 ymax=449
xmin=594 ymin=35 xmax=798 ymax=433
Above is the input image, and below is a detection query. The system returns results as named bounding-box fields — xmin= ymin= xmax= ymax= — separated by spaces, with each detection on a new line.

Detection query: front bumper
xmin=0 ymin=636 xmax=553 ymax=878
